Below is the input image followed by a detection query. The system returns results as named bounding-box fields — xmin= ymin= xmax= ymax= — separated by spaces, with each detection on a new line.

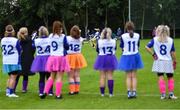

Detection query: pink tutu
xmin=46 ymin=56 xmax=70 ymax=72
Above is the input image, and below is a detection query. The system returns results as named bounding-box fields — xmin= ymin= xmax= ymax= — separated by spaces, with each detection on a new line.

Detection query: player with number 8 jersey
xmin=146 ymin=25 xmax=177 ymax=99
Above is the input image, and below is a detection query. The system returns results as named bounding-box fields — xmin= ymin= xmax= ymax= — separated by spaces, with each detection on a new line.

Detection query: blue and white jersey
xmin=67 ymin=36 xmax=83 ymax=54
xmin=1 ymin=37 xmax=21 ymax=64
xmin=147 ymin=36 xmax=175 ymax=61
xmin=34 ymin=36 xmax=50 ymax=56
xmin=49 ymin=33 xmax=68 ymax=56
xmin=97 ymin=39 xmax=116 ymax=55
xmin=120 ymin=33 xmax=140 ymax=55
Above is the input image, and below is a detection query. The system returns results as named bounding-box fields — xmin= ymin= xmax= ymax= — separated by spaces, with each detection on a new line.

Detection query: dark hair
xmin=70 ymin=25 xmax=80 ymax=39
xmin=53 ymin=21 xmax=63 ymax=35
xmin=125 ymin=21 xmax=135 ymax=38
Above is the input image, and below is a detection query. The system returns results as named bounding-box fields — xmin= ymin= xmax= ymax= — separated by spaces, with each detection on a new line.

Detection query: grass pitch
xmin=0 ymin=39 xmax=180 ymax=109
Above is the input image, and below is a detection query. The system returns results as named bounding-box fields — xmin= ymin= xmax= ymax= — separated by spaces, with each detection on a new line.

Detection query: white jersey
xmin=153 ymin=37 xmax=173 ymax=61
xmin=34 ymin=37 xmax=50 ymax=56
xmin=1 ymin=37 xmax=20 ymax=64
xmin=49 ymin=33 xmax=66 ymax=56
xmin=121 ymin=33 xmax=140 ymax=55
xmin=67 ymin=36 xmax=83 ymax=54
xmin=97 ymin=39 xmax=116 ymax=55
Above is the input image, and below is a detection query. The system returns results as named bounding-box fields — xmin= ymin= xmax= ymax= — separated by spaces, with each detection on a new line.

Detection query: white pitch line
xmin=1 ymin=91 xmax=179 ymax=97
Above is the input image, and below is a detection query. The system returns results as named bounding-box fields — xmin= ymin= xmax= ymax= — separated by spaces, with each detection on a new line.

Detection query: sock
xmin=55 ymin=82 xmax=63 ymax=96
xmin=108 ymin=80 xmax=114 ymax=95
xmin=100 ymin=87 xmax=105 ymax=95
xmin=75 ymin=82 xmax=80 ymax=92
xmin=168 ymin=79 xmax=174 ymax=93
xmin=44 ymin=78 xmax=54 ymax=94
xmin=22 ymin=80 xmax=28 ymax=91
xmin=158 ymin=79 xmax=166 ymax=94
xmin=69 ymin=82 xmax=75 ymax=93
xmin=127 ymin=90 xmax=131 ymax=97
xmin=9 ymin=88 xmax=14 ymax=94
xmin=132 ymin=90 xmax=136 ymax=96
xmin=39 ymin=82 xmax=45 ymax=94
xmin=6 ymin=87 xmax=10 ymax=95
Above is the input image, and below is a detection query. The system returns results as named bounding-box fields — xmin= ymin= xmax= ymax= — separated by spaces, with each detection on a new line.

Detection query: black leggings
xmin=16 ymin=75 xmax=28 ymax=83
xmin=157 ymin=73 xmax=173 ymax=78
xmin=39 ymin=72 xmax=50 ymax=83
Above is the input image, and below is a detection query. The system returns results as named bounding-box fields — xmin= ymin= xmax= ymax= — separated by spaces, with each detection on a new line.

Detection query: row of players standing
xmin=1 ymin=21 xmax=177 ymax=100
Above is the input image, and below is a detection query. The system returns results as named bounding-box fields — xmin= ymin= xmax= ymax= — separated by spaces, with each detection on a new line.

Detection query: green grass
xmin=0 ymin=39 xmax=180 ymax=109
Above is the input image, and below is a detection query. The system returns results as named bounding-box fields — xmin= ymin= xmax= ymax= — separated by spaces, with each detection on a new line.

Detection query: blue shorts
xmin=3 ymin=64 xmax=22 ymax=74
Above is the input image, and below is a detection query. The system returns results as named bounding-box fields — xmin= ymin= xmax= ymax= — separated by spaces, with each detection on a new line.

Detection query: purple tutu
xmin=94 ymin=55 xmax=118 ymax=71
xmin=31 ymin=55 xmax=49 ymax=72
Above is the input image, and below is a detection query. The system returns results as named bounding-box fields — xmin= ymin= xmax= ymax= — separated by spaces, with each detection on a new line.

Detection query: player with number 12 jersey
xmin=66 ymin=25 xmax=87 ymax=95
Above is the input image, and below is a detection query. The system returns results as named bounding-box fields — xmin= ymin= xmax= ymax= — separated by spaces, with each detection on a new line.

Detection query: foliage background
xmin=1 ymin=0 xmax=180 ymax=38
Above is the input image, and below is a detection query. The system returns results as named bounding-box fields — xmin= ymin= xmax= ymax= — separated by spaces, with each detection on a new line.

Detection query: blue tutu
xmin=94 ymin=55 xmax=118 ymax=71
xmin=3 ymin=64 xmax=22 ymax=74
xmin=118 ymin=53 xmax=144 ymax=71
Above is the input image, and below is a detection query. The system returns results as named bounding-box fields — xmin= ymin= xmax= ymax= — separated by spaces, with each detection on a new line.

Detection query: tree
xmin=152 ymin=0 xmax=177 ymax=38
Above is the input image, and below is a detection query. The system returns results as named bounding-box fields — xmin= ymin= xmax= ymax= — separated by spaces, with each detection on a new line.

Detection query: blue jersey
xmin=120 ymin=33 xmax=140 ymax=55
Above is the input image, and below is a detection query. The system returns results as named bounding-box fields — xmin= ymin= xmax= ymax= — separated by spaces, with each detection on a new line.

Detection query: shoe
xmin=131 ymin=91 xmax=137 ymax=98
xmin=74 ymin=92 xmax=79 ymax=94
xmin=101 ymin=94 xmax=105 ymax=97
xmin=109 ymin=94 xmax=114 ymax=98
xmin=22 ymin=90 xmax=27 ymax=93
xmin=40 ymin=93 xmax=47 ymax=99
xmin=6 ymin=93 xmax=10 ymax=96
xmin=55 ymin=95 xmax=63 ymax=99
xmin=160 ymin=93 xmax=166 ymax=100
xmin=48 ymin=93 xmax=54 ymax=96
xmin=69 ymin=92 xmax=75 ymax=95
xmin=127 ymin=91 xmax=132 ymax=99
xmin=39 ymin=93 xmax=43 ymax=97
xmin=169 ymin=94 xmax=178 ymax=99
xmin=8 ymin=94 xmax=19 ymax=98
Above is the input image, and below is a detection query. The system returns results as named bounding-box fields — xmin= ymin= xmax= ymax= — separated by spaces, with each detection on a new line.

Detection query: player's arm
xmin=119 ymin=37 xmax=124 ymax=51
xmin=170 ymin=41 xmax=177 ymax=69
xmin=145 ymin=39 xmax=154 ymax=55
xmin=63 ymin=36 xmax=69 ymax=50
xmin=16 ymin=40 xmax=22 ymax=54
xmin=145 ymin=39 xmax=158 ymax=60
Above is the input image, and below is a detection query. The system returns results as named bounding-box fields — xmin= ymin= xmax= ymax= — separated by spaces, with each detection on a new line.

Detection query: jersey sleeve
xmin=120 ymin=37 xmax=124 ymax=48
xmin=63 ymin=36 xmax=69 ymax=50
xmin=146 ymin=39 xmax=154 ymax=48
xmin=170 ymin=41 xmax=175 ymax=52
xmin=32 ymin=39 xmax=36 ymax=49
xmin=16 ymin=40 xmax=21 ymax=55
xmin=137 ymin=39 xmax=140 ymax=48
xmin=96 ymin=41 xmax=99 ymax=53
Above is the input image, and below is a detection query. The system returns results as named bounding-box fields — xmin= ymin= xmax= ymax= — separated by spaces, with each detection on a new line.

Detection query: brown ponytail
xmin=125 ymin=21 xmax=135 ymax=38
